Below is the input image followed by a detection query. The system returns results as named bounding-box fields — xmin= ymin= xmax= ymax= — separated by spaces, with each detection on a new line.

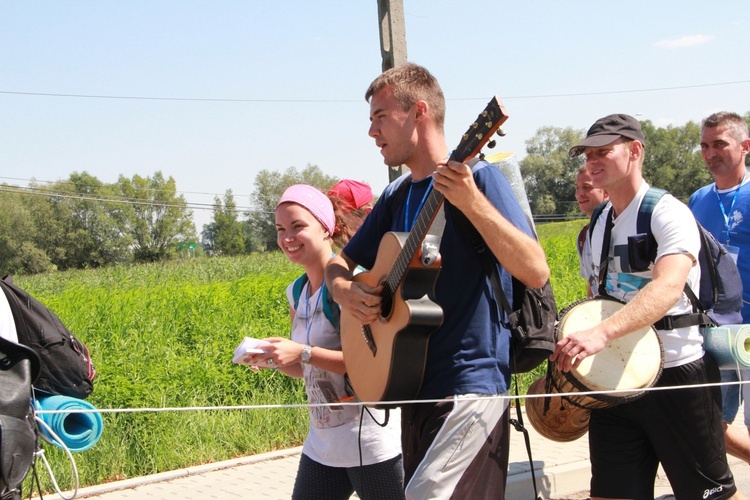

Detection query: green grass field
xmin=20 ymin=220 xmax=586 ymax=492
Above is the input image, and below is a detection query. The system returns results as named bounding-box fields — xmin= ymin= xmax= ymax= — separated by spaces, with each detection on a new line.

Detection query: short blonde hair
xmin=365 ymin=63 xmax=445 ymax=130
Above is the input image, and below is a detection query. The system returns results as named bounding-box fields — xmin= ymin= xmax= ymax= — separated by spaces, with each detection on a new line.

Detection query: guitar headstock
xmin=449 ymin=96 xmax=508 ymax=163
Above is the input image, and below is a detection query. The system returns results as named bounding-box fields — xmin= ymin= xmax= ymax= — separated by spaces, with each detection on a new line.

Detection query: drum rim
xmin=554 ymin=296 xmax=665 ymax=408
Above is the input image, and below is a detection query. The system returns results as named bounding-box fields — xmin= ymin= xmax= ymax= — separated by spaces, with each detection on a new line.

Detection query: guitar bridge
xmin=361 ymin=325 xmax=377 ymax=357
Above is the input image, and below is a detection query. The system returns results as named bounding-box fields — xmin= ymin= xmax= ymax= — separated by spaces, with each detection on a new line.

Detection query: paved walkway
xmin=51 ymin=407 xmax=747 ymax=500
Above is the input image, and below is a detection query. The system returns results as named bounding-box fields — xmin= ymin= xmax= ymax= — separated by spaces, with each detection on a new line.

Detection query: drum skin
xmin=552 ymin=297 xmax=664 ymax=408
xmin=526 ymin=376 xmax=590 ymax=442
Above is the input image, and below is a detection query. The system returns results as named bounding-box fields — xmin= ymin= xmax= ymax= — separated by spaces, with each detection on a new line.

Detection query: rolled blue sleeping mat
xmin=34 ymin=395 xmax=104 ymax=452
xmin=701 ymin=324 xmax=750 ymax=369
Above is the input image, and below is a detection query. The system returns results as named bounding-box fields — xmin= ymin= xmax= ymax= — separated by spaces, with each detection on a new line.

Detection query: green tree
xmin=115 ymin=172 xmax=196 ymax=262
xmin=0 ymin=185 xmax=54 ymax=274
xmin=640 ymin=120 xmax=710 ymax=201
xmin=247 ymin=164 xmax=338 ymax=251
xmin=41 ymin=172 xmax=133 ymax=269
xmin=202 ymin=190 xmax=245 ymax=256
xmin=520 ymin=126 xmax=585 ymax=217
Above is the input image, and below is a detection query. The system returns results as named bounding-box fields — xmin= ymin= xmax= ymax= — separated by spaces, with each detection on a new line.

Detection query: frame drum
xmin=550 ymin=297 xmax=663 ymax=409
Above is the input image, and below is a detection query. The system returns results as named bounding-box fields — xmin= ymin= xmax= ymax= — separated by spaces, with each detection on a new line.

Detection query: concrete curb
xmin=54 ymin=447 xmax=304 ymax=499
xmin=54 ymin=446 xmax=591 ymax=500
xmin=507 ymin=460 xmax=591 ymax=499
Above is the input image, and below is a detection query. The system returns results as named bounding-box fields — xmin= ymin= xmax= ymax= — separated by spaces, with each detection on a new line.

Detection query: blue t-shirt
xmin=343 ymin=161 xmax=534 ymax=399
xmin=689 ymin=177 xmax=750 ymax=322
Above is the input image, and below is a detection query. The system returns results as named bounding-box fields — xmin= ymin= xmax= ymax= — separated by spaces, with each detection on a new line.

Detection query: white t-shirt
xmin=0 ymin=289 xmax=18 ymax=343
xmin=286 ymin=281 xmax=401 ymax=467
xmin=582 ymin=182 xmax=703 ymax=368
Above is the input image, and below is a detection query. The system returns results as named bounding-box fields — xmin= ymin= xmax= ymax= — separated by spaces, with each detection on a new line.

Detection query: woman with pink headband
xmin=246 ymin=184 xmax=403 ymax=499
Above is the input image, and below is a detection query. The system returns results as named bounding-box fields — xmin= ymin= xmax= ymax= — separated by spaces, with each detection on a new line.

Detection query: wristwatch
xmin=300 ymin=345 xmax=312 ymax=364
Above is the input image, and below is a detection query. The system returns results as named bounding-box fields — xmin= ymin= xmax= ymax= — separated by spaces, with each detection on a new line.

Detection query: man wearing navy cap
xmin=553 ymin=114 xmax=739 ymax=499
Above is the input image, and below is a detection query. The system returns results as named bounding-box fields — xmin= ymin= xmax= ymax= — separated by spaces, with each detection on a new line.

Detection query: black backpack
xmin=0 ymin=276 xmax=96 ymax=399
xmin=0 ymin=336 xmax=40 ymax=500
xmin=388 ymin=175 xmax=557 ymax=374
xmin=589 ymin=187 xmax=743 ymax=328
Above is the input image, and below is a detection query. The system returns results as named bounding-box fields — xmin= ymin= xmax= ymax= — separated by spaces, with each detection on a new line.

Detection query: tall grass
xmin=20 ymin=221 xmax=587 ymax=492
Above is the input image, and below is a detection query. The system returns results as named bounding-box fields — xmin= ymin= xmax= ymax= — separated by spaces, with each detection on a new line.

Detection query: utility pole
xmin=377 ymin=0 xmax=407 ymax=72
xmin=377 ymin=0 xmax=408 ymax=182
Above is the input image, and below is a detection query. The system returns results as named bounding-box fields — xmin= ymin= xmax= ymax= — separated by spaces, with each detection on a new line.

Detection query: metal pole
xmin=377 ymin=0 xmax=408 ymax=182
xmin=377 ymin=0 xmax=407 ymax=72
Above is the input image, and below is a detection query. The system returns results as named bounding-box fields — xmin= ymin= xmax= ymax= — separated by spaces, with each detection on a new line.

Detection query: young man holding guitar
xmin=325 ymin=63 xmax=549 ymax=498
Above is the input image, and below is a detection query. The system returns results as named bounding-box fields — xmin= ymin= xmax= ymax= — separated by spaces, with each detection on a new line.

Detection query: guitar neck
xmin=386 ymin=188 xmax=445 ymax=292
xmin=382 ymin=95 xmax=508 ymax=296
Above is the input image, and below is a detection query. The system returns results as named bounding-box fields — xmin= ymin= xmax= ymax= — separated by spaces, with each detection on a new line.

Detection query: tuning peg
xmin=487 ymin=140 xmax=497 ymax=149
xmin=496 ymin=128 xmax=506 ymax=137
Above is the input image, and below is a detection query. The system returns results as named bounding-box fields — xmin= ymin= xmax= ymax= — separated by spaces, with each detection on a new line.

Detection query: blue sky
xmin=2 ymin=1 xmax=749 ymax=230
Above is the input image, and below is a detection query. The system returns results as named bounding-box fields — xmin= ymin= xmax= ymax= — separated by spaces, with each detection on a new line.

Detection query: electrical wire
xmin=0 ymin=185 xmax=265 ymax=215
xmin=1 ymin=80 xmax=748 ymax=102
xmin=0 ymin=176 xmax=251 ymax=200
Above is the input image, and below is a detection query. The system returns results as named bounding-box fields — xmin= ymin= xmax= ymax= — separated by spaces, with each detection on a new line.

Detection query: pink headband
xmin=276 ymin=184 xmax=335 ymax=234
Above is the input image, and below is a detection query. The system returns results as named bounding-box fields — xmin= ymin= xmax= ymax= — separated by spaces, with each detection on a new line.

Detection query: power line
xmin=0 ymin=90 xmax=359 ymax=103
xmin=0 ymin=185 xmax=266 ymax=215
xmin=453 ymin=80 xmax=750 ymax=100
xmin=1 ymin=80 xmax=749 ymax=103
xmin=0 ymin=176 xmax=252 ymax=201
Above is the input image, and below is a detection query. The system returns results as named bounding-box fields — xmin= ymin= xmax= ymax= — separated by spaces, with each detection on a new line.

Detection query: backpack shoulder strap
xmin=696 ymin=222 xmax=719 ymax=307
xmin=291 ymin=274 xmax=308 ymax=311
xmin=321 ymin=286 xmax=340 ymax=330
xmin=636 ymin=187 xmax=667 ymax=235
xmin=387 ymin=174 xmax=413 ymax=220
xmin=446 ymin=203 xmax=515 ymax=323
xmin=292 ymin=273 xmax=339 ymax=329
xmin=637 ymin=187 xmax=667 ymax=264
xmin=587 ymin=201 xmax=611 ymax=240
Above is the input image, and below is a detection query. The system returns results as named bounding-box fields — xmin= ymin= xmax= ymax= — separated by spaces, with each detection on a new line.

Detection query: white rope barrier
xmin=33 ymin=379 xmax=750 ymax=415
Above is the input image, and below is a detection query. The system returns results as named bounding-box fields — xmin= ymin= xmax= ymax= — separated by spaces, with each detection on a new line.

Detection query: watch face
xmin=301 ymin=345 xmax=312 ymax=363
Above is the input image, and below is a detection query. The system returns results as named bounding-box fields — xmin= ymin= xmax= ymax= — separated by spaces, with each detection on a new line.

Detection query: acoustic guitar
xmin=341 ymin=97 xmax=508 ymax=404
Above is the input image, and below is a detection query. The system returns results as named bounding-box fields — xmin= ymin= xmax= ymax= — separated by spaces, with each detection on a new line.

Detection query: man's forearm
xmin=325 ymin=253 xmax=356 ymax=302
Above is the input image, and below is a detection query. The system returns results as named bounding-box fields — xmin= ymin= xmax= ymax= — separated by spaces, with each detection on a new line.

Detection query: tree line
xmin=2 ymin=114 xmax=748 ymax=276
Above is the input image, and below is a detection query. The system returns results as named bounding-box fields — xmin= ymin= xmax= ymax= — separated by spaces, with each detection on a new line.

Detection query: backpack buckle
xmin=654 ymin=316 xmax=673 ymax=330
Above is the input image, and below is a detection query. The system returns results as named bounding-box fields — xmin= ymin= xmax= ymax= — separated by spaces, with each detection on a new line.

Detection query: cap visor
xmin=568 ymin=134 xmax=622 ymax=157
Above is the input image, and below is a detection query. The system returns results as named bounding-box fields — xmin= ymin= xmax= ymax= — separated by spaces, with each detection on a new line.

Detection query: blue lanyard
xmin=713 ymin=173 xmax=746 ymax=245
xmin=404 ymin=178 xmax=434 ymax=231
xmin=304 ymin=282 xmax=323 ymax=345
